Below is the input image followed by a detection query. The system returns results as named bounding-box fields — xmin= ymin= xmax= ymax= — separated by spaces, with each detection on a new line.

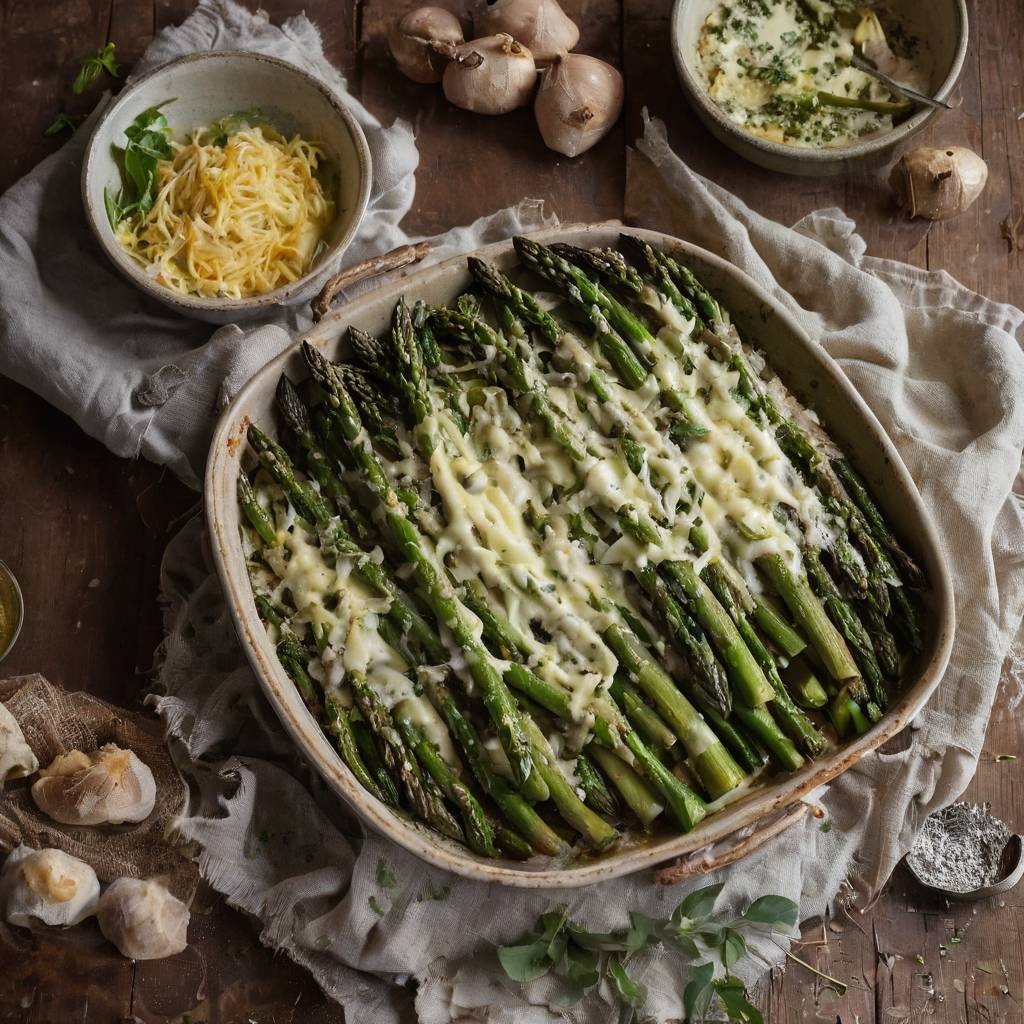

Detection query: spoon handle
xmin=850 ymin=53 xmax=957 ymax=112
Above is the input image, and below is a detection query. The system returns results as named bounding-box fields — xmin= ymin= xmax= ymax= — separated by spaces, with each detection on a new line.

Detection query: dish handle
xmin=312 ymin=242 xmax=432 ymax=322
xmin=655 ymin=802 xmax=809 ymax=885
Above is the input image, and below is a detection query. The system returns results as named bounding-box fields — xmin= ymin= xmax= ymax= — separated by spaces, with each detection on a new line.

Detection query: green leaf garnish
xmin=105 ymin=100 xmax=174 ymax=228
xmin=44 ymin=113 xmax=82 ymax=137
xmin=73 ymin=42 xmax=120 ymax=95
xmin=683 ymin=961 xmax=716 ymax=1021
xmin=742 ymin=894 xmax=799 ymax=931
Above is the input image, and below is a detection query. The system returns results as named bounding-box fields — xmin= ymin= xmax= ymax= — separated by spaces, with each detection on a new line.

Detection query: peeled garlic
xmin=534 ymin=53 xmax=624 ymax=157
xmin=389 ymin=6 xmax=464 ymax=85
xmin=97 ymin=878 xmax=189 ymax=960
xmin=443 ymin=33 xmax=537 ymax=115
xmin=2 ymin=845 xmax=100 ymax=927
xmin=31 ymin=744 xmax=156 ymax=826
xmin=475 ymin=0 xmax=579 ymax=66
xmin=0 ymin=702 xmax=38 ymax=787
xmin=890 ymin=147 xmax=989 ymax=221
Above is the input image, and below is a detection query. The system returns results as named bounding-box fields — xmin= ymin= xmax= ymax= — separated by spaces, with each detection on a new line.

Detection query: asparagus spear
xmin=300 ymin=341 xmax=549 ymax=801
xmin=394 ymin=702 xmax=497 ymax=857
xmin=588 ymin=744 xmax=664 ymax=827
xmin=574 ymin=751 xmax=620 ymax=819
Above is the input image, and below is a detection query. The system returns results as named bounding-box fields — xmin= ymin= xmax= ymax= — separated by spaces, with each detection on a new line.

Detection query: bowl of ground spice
xmin=905 ymin=802 xmax=1024 ymax=901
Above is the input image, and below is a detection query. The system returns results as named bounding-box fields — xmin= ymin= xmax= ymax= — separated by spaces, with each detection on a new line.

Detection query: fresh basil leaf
xmin=553 ymin=943 xmax=600 ymax=996
xmin=44 ymin=113 xmax=80 ymax=137
xmin=743 ymin=895 xmax=798 ymax=931
xmin=673 ymin=883 xmax=724 ymax=927
xmin=72 ymin=42 xmax=119 ymax=95
xmin=103 ymin=187 xmax=122 ymax=229
xmin=497 ymin=940 xmax=553 ymax=983
xmin=683 ymin=961 xmax=716 ymax=1022
xmin=719 ymin=928 xmax=746 ymax=971
xmin=715 ymin=976 xmax=764 ymax=1023
xmin=608 ymin=957 xmax=646 ymax=1009
xmin=567 ymin=925 xmax=629 ymax=953
xmin=664 ymin=929 xmax=701 ymax=959
xmin=624 ymin=911 xmax=667 ymax=951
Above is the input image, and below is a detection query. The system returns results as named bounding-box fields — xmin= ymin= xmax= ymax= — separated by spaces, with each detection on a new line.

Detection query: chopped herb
xmin=819 ymin=820 xmax=832 ymax=832
xmin=916 ymin=954 xmax=926 ymax=964
xmin=417 ymin=883 xmax=451 ymax=903
xmin=993 ymin=754 xmax=1017 ymax=762
xmin=368 ymin=895 xmax=386 ymax=917
xmin=376 ymin=859 xmax=398 ymax=892
xmin=73 ymin=42 xmax=120 ymax=95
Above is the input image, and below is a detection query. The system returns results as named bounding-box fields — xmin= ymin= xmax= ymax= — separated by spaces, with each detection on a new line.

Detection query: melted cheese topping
xmin=117 ymin=125 xmax=335 ymax=298
xmin=697 ymin=0 xmax=927 ymax=149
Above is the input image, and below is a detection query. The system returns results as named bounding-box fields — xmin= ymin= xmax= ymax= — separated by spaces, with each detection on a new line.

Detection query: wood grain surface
xmin=0 ymin=1 xmax=1020 ymax=1021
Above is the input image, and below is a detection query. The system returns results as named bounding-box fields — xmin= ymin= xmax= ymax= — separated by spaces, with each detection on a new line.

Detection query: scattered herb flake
xmin=368 ymin=895 xmax=386 ymax=917
xmin=819 ymin=820 xmax=832 ymax=833
xmin=417 ymin=884 xmax=451 ymax=903
xmin=376 ymin=859 xmax=398 ymax=892
xmin=993 ymin=754 xmax=1017 ymax=762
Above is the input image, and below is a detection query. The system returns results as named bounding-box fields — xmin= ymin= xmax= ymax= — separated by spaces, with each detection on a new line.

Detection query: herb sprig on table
xmin=497 ymin=884 xmax=797 ymax=1022
xmin=73 ymin=41 xmax=120 ymax=94
xmin=104 ymin=101 xmax=174 ymax=229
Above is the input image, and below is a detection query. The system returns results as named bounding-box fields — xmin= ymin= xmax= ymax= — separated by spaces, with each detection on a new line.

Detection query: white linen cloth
xmin=1 ymin=0 xmax=1021 ymax=1014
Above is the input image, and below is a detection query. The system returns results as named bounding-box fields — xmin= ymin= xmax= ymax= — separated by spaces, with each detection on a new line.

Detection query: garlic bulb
xmin=389 ymin=7 xmax=464 ymax=84
xmin=2 ymin=845 xmax=100 ymax=927
xmin=475 ymin=0 xmax=579 ymax=66
xmin=890 ymin=147 xmax=989 ymax=221
xmin=443 ymin=34 xmax=537 ymax=115
xmin=97 ymin=878 xmax=189 ymax=960
xmin=31 ymin=744 xmax=156 ymax=826
xmin=0 ymin=702 xmax=38 ymax=787
xmin=534 ymin=53 xmax=623 ymax=157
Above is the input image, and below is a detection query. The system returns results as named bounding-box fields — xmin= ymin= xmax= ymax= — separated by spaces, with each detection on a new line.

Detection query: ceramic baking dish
xmin=205 ymin=224 xmax=955 ymax=888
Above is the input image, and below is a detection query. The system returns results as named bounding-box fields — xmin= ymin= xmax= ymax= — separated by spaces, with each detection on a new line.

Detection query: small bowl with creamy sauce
xmin=671 ymin=0 xmax=968 ymax=175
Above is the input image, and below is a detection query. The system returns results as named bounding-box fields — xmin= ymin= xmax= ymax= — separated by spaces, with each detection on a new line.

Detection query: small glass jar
xmin=0 ymin=561 xmax=24 ymax=663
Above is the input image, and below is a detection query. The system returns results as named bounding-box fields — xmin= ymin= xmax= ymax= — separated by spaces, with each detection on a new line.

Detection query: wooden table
xmin=0 ymin=1 xmax=1020 ymax=1021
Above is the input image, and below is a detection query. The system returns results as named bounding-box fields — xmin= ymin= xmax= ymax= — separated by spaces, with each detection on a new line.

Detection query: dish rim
xmin=669 ymin=0 xmax=970 ymax=170
xmin=80 ymin=49 xmax=372 ymax=316
xmin=205 ymin=222 xmax=956 ymax=888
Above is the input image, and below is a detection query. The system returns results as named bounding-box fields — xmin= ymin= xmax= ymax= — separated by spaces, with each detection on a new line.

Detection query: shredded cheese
xmin=118 ymin=125 xmax=335 ymax=299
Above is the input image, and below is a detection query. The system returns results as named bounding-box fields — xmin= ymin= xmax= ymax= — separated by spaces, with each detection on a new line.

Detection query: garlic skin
xmin=443 ymin=34 xmax=537 ymax=115
xmin=534 ymin=53 xmax=624 ymax=157
xmin=2 ymin=845 xmax=100 ymax=928
xmin=0 ymin=702 xmax=38 ymax=787
xmin=475 ymin=0 xmax=579 ymax=66
xmin=389 ymin=7 xmax=464 ymax=85
xmin=31 ymin=744 xmax=157 ymax=826
xmin=890 ymin=147 xmax=989 ymax=221
xmin=97 ymin=878 xmax=189 ymax=960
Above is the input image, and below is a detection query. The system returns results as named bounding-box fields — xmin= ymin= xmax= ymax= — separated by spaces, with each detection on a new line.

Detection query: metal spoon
xmin=850 ymin=53 xmax=959 ymax=112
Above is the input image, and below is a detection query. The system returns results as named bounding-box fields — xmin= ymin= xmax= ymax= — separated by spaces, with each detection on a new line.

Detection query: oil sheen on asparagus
xmin=237 ymin=235 xmax=925 ymax=862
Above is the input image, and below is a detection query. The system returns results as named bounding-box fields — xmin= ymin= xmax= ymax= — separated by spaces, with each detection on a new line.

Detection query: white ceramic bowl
xmin=671 ymin=0 xmax=969 ymax=176
xmin=205 ymin=223 xmax=955 ymax=888
xmin=82 ymin=51 xmax=372 ymax=324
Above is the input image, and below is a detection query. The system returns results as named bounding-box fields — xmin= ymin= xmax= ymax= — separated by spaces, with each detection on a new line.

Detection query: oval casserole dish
xmin=205 ymin=223 xmax=955 ymax=888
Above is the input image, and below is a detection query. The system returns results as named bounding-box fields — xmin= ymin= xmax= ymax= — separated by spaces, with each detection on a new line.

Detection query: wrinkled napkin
xmin=1 ymin=0 xmax=1022 ymax=1016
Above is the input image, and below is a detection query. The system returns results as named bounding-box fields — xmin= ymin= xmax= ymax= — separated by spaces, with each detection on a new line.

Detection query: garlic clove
xmin=2 ymin=845 xmax=100 ymax=928
xmin=0 ymin=702 xmax=38 ymax=787
xmin=475 ymin=0 xmax=579 ymax=66
xmin=443 ymin=33 xmax=538 ymax=115
xmin=389 ymin=6 xmax=465 ymax=85
xmin=890 ymin=146 xmax=989 ymax=221
xmin=534 ymin=53 xmax=624 ymax=157
xmin=97 ymin=878 xmax=190 ymax=960
xmin=31 ymin=743 xmax=157 ymax=826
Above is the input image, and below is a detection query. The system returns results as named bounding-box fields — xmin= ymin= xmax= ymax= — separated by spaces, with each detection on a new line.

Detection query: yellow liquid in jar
xmin=0 ymin=567 xmax=20 ymax=657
